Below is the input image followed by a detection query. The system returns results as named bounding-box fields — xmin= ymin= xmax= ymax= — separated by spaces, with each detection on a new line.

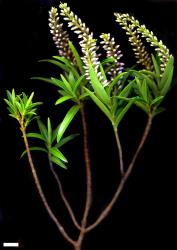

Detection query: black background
xmin=0 ymin=0 xmax=177 ymax=249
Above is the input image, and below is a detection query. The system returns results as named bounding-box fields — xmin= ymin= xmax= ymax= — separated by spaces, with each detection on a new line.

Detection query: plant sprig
xmin=4 ymin=89 xmax=42 ymax=129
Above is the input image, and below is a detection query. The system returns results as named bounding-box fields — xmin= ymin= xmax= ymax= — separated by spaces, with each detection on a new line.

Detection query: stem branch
xmin=85 ymin=114 xmax=152 ymax=233
xmin=75 ymin=103 xmax=92 ymax=248
xmin=48 ymin=156 xmax=81 ymax=230
xmin=113 ymin=127 xmax=124 ymax=176
xmin=21 ymin=128 xmax=75 ymax=246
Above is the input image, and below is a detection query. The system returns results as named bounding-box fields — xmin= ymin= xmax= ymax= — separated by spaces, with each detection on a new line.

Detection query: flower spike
xmin=49 ymin=7 xmax=73 ymax=61
xmin=100 ymin=33 xmax=124 ymax=79
xmin=114 ymin=13 xmax=152 ymax=70
xmin=59 ymin=2 xmax=108 ymax=86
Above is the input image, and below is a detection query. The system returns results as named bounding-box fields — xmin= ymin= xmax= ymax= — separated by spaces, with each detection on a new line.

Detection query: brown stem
xmin=74 ymin=245 xmax=81 ymax=250
xmin=48 ymin=156 xmax=82 ymax=230
xmin=21 ymin=127 xmax=75 ymax=246
xmin=113 ymin=127 xmax=124 ymax=176
xmin=80 ymin=103 xmax=92 ymax=225
xmin=75 ymin=103 xmax=92 ymax=248
xmin=85 ymin=114 xmax=153 ymax=233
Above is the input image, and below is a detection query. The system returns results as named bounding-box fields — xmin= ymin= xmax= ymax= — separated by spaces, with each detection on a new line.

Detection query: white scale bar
xmin=3 ymin=242 xmax=19 ymax=247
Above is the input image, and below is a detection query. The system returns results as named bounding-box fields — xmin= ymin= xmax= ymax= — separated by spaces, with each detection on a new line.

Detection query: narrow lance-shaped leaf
xmin=73 ymin=75 xmax=85 ymax=92
xmin=31 ymin=77 xmax=54 ymax=85
xmin=55 ymin=133 xmax=79 ymax=148
xmin=151 ymin=54 xmax=160 ymax=80
xmin=69 ymin=41 xmax=84 ymax=74
xmin=37 ymin=119 xmax=48 ymax=141
xmin=151 ymin=96 xmax=164 ymax=106
xmin=21 ymin=147 xmax=48 ymax=158
xmin=68 ymin=71 xmax=76 ymax=86
xmin=39 ymin=59 xmax=70 ymax=72
xmin=108 ymin=72 xmax=128 ymax=95
xmin=51 ymin=77 xmax=72 ymax=93
xmin=25 ymin=92 xmax=34 ymax=109
xmin=160 ymin=56 xmax=174 ymax=95
xmin=160 ymin=65 xmax=174 ymax=96
xmin=84 ymin=88 xmax=112 ymax=122
xmin=47 ymin=118 xmax=52 ymax=145
xmin=53 ymin=56 xmax=80 ymax=78
xmin=55 ymin=96 xmax=73 ymax=105
xmin=57 ymin=105 xmax=79 ymax=142
xmin=141 ymin=79 xmax=148 ymax=102
xmin=115 ymin=99 xmax=135 ymax=127
xmin=52 ymin=123 xmax=61 ymax=143
xmin=50 ymin=147 xmax=68 ymax=162
xmin=118 ymin=79 xmax=135 ymax=98
xmin=89 ymin=66 xmax=110 ymax=105
xmin=60 ymin=74 xmax=74 ymax=94
xmin=51 ymin=156 xmax=67 ymax=169
xmin=26 ymin=133 xmax=45 ymax=141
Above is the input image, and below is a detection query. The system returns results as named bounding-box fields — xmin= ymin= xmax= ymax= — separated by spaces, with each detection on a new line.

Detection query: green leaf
xmin=55 ymin=96 xmax=73 ymax=105
xmin=118 ymin=79 xmax=135 ymax=98
xmin=115 ymin=99 xmax=134 ymax=127
xmin=4 ymin=99 xmax=18 ymax=116
xmin=89 ymin=66 xmax=110 ymax=105
xmin=50 ymin=77 xmax=69 ymax=90
xmin=69 ymin=41 xmax=84 ymax=74
xmin=16 ymin=102 xmax=23 ymax=115
xmin=159 ymin=56 xmax=174 ymax=90
xmin=135 ymin=101 xmax=149 ymax=114
xmin=68 ymin=71 xmax=76 ymax=86
xmin=141 ymin=79 xmax=148 ymax=102
xmin=6 ymin=90 xmax=14 ymax=104
xmin=139 ymin=69 xmax=156 ymax=78
xmin=50 ymin=147 xmax=68 ymax=162
xmin=25 ymin=92 xmax=34 ymax=109
xmin=84 ymin=88 xmax=112 ymax=122
xmin=21 ymin=147 xmax=47 ymax=158
xmin=47 ymin=118 xmax=52 ymax=145
xmin=108 ymin=72 xmax=128 ymax=95
xmin=131 ymin=70 xmax=158 ymax=97
xmin=151 ymin=96 xmax=164 ymax=106
xmin=52 ymin=123 xmax=61 ymax=143
xmin=55 ymin=133 xmax=79 ymax=148
xmin=73 ymin=75 xmax=85 ymax=92
xmin=31 ymin=77 xmax=61 ymax=87
xmin=37 ymin=119 xmax=48 ymax=141
xmin=57 ymin=105 xmax=79 ymax=142
xmin=26 ymin=133 xmax=45 ymax=141
xmin=160 ymin=56 xmax=174 ymax=95
xmin=53 ymin=56 xmax=73 ymax=68
xmin=53 ymin=56 xmax=80 ymax=79
xmin=101 ymin=57 xmax=115 ymax=66
xmin=99 ymin=64 xmax=107 ymax=81
xmin=39 ymin=59 xmax=70 ymax=72
xmin=60 ymin=74 xmax=73 ymax=94
xmin=151 ymin=54 xmax=160 ymax=79
xmin=51 ymin=156 xmax=67 ymax=169
xmin=79 ymin=92 xmax=89 ymax=100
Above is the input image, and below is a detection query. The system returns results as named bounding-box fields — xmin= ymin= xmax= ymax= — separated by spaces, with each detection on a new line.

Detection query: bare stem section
xmin=21 ymin=127 xmax=75 ymax=246
xmin=48 ymin=156 xmax=81 ymax=230
xmin=114 ymin=127 xmax=124 ymax=176
xmin=85 ymin=114 xmax=152 ymax=233
xmin=74 ymin=103 xmax=93 ymax=248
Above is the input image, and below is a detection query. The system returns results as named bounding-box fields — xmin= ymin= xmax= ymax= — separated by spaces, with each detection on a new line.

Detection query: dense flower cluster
xmin=115 ymin=13 xmax=152 ymax=70
xmin=59 ymin=2 xmax=108 ymax=86
xmin=49 ymin=7 xmax=73 ymax=61
xmin=137 ymin=24 xmax=171 ymax=74
xmin=100 ymin=33 xmax=124 ymax=79
xmin=115 ymin=13 xmax=171 ymax=74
